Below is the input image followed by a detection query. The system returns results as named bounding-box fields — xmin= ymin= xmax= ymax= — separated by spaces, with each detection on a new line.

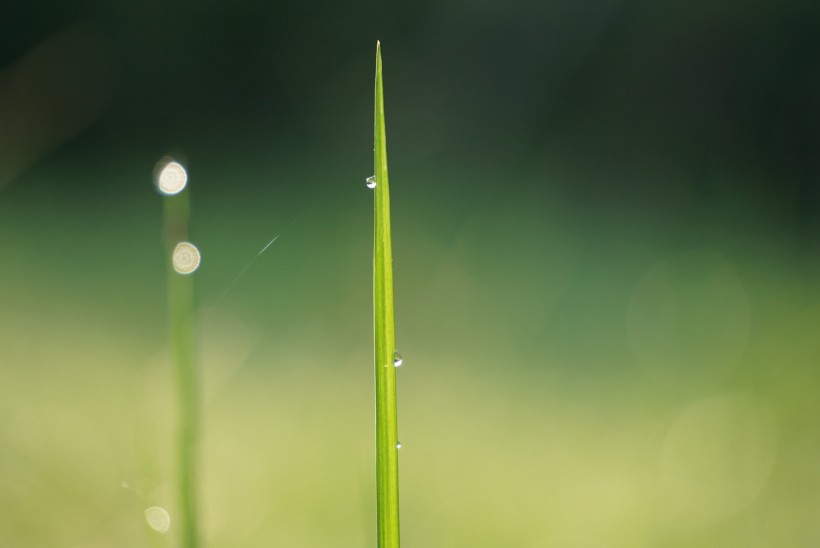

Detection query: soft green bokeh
xmin=1 ymin=149 xmax=819 ymax=547
xmin=1 ymin=2 xmax=818 ymax=544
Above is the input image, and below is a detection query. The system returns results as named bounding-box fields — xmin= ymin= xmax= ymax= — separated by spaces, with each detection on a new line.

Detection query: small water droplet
xmin=172 ymin=241 xmax=201 ymax=274
xmin=396 ymin=442 xmax=402 ymax=449
xmin=154 ymin=158 xmax=188 ymax=195
xmin=366 ymin=176 xmax=377 ymax=189
xmin=393 ymin=351 xmax=403 ymax=367
xmin=144 ymin=506 xmax=171 ymax=533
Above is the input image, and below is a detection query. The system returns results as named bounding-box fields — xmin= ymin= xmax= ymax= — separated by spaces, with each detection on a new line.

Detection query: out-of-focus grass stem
xmin=161 ymin=167 xmax=199 ymax=548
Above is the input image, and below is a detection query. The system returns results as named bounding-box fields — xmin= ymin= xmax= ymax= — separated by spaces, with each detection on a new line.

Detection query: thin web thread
xmin=218 ymin=189 xmax=340 ymax=301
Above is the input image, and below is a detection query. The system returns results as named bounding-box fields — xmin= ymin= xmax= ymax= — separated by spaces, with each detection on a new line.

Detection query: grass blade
xmin=373 ymin=41 xmax=400 ymax=548
xmin=159 ymin=160 xmax=200 ymax=548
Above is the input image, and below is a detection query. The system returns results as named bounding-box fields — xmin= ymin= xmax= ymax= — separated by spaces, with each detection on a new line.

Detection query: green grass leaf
xmin=162 ymin=169 xmax=200 ymax=548
xmin=373 ymin=41 xmax=400 ymax=548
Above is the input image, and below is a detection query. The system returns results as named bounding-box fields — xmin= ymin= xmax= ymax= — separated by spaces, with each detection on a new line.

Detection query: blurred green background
xmin=2 ymin=1 xmax=819 ymax=546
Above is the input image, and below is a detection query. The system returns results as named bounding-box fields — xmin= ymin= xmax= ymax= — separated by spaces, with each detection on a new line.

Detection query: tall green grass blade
xmin=373 ymin=41 xmax=400 ymax=548
xmin=162 ymin=180 xmax=200 ymax=548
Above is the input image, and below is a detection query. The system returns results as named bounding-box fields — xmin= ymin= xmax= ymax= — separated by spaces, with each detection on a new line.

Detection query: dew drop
xmin=173 ymin=242 xmax=201 ymax=274
xmin=144 ymin=506 xmax=171 ymax=533
xmin=154 ymin=158 xmax=188 ymax=195
xmin=396 ymin=442 xmax=402 ymax=449
xmin=366 ymin=176 xmax=377 ymax=189
xmin=393 ymin=351 xmax=403 ymax=367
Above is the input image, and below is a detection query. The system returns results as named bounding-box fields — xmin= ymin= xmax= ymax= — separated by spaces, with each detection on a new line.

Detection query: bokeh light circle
xmin=144 ymin=506 xmax=171 ymax=533
xmin=173 ymin=242 xmax=201 ymax=274
xmin=154 ymin=158 xmax=188 ymax=195
xmin=659 ymin=395 xmax=776 ymax=528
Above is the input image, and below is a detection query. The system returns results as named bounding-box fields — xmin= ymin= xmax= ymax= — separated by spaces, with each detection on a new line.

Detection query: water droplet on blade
xmin=366 ymin=176 xmax=377 ymax=189
xmin=144 ymin=506 xmax=171 ymax=533
xmin=396 ymin=442 xmax=402 ymax=449
xmin=173 ymin=242 xmax=201 ymax=274
xmin=155 ymin=158 xmax=188 ymax=195
xmin=393 ymin=351 xmax=403 ymax=367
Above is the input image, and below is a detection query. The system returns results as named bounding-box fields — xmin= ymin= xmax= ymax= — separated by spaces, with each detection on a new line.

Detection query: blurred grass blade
xmin=162 ymin=177 xmax=200 ymax=548
xmin=373 ymin=41 xmax=400 ymax=548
